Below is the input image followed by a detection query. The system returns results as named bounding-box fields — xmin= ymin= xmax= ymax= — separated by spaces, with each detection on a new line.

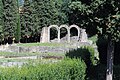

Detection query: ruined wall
xmin=40 ymin=24 xmax=88 ymax=43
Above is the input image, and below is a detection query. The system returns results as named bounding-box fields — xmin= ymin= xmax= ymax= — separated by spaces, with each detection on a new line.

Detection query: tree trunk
xmin=106 ymin=39 xmax=114 ymax=80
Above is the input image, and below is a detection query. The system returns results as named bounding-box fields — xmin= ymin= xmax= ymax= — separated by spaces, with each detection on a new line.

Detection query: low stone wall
xmin=7 ymin=46 xmax=71 ymax=53
xmin=1 ymin=42 xmax=91 ymax=54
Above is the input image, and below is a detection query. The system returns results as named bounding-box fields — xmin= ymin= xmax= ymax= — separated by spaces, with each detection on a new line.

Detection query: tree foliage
xmin=15 ymin=0 xmax=21 ymax=43
xmin=21 ymin=0 xmax=33 ymax=37
xmin=68 ymin=0 xmax=120 ymax=38
xmin=0 ymin=0 xmax=3 ymax=41
xmin=2 ymin=0 xmax=18 ymax=39
xmin=0 ymin=0 xmax=119 ymax=43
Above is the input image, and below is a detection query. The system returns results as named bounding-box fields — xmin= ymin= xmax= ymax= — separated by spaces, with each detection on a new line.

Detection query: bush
xmin=0 ymin=58 xmax=86 ymax=80
xmin=65 ymin=46 xmax=98 ymax=66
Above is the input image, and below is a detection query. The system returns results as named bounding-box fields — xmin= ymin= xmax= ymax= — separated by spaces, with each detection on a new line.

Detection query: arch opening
xmin=70 ymin=27 xmax=78 ymax=37
xmin=70 ymin=27 xmax=78 ymax=42
xmin=60 ymin=27 xmax=69 ymax=43
xmin=50 ymin=27 xmax=58 ymax=42
xmin=69 ymin=25 xmax=80 ymax=42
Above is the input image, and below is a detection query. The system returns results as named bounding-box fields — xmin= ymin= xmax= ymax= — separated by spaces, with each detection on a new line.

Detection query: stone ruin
xmin=40 ymin=24 xmax=88 ymax=43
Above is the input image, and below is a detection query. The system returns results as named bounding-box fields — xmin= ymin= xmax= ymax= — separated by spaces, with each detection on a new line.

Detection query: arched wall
xmin=47 ymin=24 xmax=81 ymax=43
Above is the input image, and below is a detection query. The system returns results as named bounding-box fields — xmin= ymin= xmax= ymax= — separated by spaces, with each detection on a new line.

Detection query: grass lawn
xmin=16 ymin=42 xmax=78 ymax=48
xmin=0 ymin=52 xmax=39 ymax=56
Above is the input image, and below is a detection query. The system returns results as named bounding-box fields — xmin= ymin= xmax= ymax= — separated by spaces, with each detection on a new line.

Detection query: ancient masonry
xmin=40 ymin=24 xmax=88 ymax=43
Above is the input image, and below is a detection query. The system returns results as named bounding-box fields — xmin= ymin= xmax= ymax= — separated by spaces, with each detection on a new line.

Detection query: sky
xmin=19 ymin=0 xmax=24 ymax=6
xmin=18 ymin=0 xmax=32 ymax=6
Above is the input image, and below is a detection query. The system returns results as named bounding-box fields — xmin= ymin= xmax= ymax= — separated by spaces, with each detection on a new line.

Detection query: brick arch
xmin=59 ymin=25 xmax=70 ymax=42
xmin=69 ymin=25 xmax=80 ymax=41
xmin=48 ymin=25 xmax=59 ymax=42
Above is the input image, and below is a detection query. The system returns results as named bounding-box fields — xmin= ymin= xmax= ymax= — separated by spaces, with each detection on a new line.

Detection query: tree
xmin=31 ymin=0 xmax=69 ymax=41
xmin=69 ymin=0 xmax=120 ymax=80
xmin=15 ymin=0 xmax=21 ymax=43
xmin=0 ymin=0 xmax=3 ymax=42
xmin=21 ymin=0 xmax=34 ymax=42
xmin=2 ymin=0 xmax=18 ymax=42
xmin=94 ymin=1 xmax=120 ymax=80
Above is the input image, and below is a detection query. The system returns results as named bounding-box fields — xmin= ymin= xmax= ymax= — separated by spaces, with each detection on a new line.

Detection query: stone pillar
xmin=80 ymin=29 xmax=88 ymax=42
xmin=78 ymin=28 xmax=80 ymax=41
xmin=40 ymin=27 xmax=49 ymax=43
xmin=68 ymin=30 xmax=70 ymax=43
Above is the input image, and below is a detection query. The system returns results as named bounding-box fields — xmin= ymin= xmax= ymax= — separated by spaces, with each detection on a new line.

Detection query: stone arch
xmin=48 ymin=25 xmax=59 ymax=42
xmin=59 ymin=25 xmax=70 ymax=42
xmin=69 ymin=25 xmax=80 ymax=41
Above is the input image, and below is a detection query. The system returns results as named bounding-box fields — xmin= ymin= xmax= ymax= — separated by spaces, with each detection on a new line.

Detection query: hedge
xmin=0 ymin=58 xmax=86 ymax=80
xmin=66 ymin=46 xmax=98 ymax=66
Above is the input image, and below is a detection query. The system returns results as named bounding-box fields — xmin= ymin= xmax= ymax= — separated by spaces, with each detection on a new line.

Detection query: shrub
xmin=65 ymin=46 xmax=98 ymax=66
xmin=0 ymin=58 xmax=86 ymax=80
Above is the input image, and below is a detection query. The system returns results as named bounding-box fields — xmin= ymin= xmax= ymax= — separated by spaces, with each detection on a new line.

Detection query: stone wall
xmin=7 ymin=46 xmax=70 ymax=53
xmin=40 ymin=24 xmax=88 ymax=43
xmin=4 ymin=42 xmax=90 ymax=53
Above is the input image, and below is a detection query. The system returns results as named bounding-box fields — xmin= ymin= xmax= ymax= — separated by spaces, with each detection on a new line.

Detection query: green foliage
xmin=0 ymin=0 xmax=3 ymax=41
xmin=69 ymin=0 xmax=120 ymax=39
xmin=0 ymin=58 xmax=86 ymax=80
xmin=69 ymin=1 xmax=87 ymax=13
xmin=15 ymin=0 xmax=21 ymax=42
xmin=97 ymin=14 xmax=120 ymax=42
xmin=32 ymin=0 xmax=69 ymax=35
xmin=21 ymin=0 xmax=34 ymax=37
xmin=17 ymin=42 xmax=65 ymax=47
xmin=66 ymin=46 xmax=98 ymax=66
xmin=93 ymin=0 xmax=120 ymax=42
xmin=68 ymin=1 xmax=88 ymax=27
xmin=2 ymin=0 xmax=18 ymax=38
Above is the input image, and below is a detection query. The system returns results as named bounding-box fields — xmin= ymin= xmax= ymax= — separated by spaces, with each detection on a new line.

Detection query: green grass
xmin=0 ymin=52 xmax=39 ymax=56
xmin=16 ymin=42 xmax=77 ymax=48
xmin=17 ymin=42 xmax=65 ymax=47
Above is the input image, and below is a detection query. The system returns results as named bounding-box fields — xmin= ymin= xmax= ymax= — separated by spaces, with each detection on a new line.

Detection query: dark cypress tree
xmin=0 ymin=0 xmax=3 ymax=42
xmin=2 ymin=0 xmax=18 ymax=43
xmin=21 ymin=0 xmax=34 ymax=42
xmin=15 ymin=0 xmax=21 ymax=43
